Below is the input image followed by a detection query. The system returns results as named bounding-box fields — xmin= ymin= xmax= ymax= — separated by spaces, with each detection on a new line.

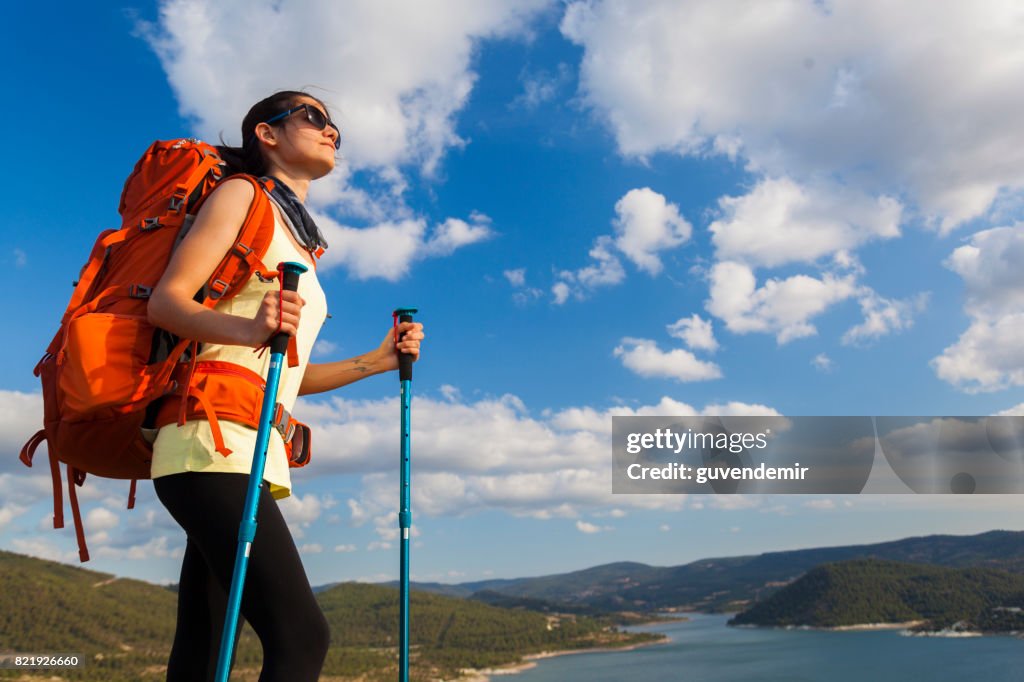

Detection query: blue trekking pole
xmin=393 ymin=306 xmax=417 ymax=682
xmin=215 ymin=261 xmax=307 ymax=682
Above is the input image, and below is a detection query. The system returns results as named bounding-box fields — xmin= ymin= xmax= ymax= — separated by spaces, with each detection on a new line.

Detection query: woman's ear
xmin=254 ymin=121 xmax=277 ymax=148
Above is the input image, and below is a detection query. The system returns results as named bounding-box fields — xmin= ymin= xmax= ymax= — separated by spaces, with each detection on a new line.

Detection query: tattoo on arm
xmin=352 ymin=358 xmax=371 ymax=374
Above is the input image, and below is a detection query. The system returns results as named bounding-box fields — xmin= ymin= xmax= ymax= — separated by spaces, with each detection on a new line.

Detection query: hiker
xmin=147 ymin=90 xmax=425 ymax=682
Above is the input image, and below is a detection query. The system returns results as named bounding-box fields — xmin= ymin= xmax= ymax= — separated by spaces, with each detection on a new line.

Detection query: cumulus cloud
xmin=561 ymin=0 xmax=1024 ymax=231
xmin=552 ymin=235 xmax=626 ymax=303
xmin=314 ymin=211 xmax=494 ymax=281
xmin=811 ymin=353 xmax=834 ymax=372
xmin=554 ymin=188 xmax=691 ymax=302
xmin=576 ymin=520 xmax=611 ymax=534
xmin=842 ymin=291 xmax=928 ymax=346
xmin=706 ymin=261 xmax=859 ymax=343
xmin=709 ymin=177 xmax=901 ymax=268
xmin=934 ymin=224 xmax=1024 ymax=391
xmin=137 ymin=0 xmax=544 ymax=277
xmin=613 ymin=338 xmax=722 ymax=382
xmin=612 ymin=188 xmax=692 ymax=275
xmin=667 ymin=314 xmax=718 ymax=352
xmin=504 ymin=268 xmax=544 ymax=305
xmin=294 ymin=391 xmax=778 ymax=525
xmin=512 ymin=63 xmax=573 ymax=110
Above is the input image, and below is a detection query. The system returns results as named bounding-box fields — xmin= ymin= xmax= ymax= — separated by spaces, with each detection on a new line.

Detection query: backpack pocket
xmin=58 ymin=313 xmax=155 ymax=414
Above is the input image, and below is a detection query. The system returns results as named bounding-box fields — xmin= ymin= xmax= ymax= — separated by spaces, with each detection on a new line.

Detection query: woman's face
xmin=262 ymin=96 xmax=339 ymax=178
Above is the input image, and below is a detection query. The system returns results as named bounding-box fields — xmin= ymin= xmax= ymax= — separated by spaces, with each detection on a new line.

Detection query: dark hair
xmin=216 ymin=90 xmax=332 ymax=176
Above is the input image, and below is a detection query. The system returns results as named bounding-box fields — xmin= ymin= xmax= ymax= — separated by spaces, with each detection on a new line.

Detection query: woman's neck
xmin=265 ymin=167 xmax=310 ymax=203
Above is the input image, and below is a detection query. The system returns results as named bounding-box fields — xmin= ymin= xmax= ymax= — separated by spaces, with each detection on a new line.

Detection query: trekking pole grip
xmin=271 ymin=261 xmax=308 ymax=355
xmin=393 ymin=307 xmax=418 ymax=382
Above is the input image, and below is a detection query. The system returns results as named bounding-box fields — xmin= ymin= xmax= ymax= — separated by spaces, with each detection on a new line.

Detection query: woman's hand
xmin=374 ymin=321 xmax=425 ymax=372
xmin=247 ymin=290 xmax=306 ymax=347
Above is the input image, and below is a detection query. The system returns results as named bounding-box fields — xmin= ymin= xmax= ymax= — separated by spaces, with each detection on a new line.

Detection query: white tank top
xmin=150 ymin=199 xmax=329 ymax=499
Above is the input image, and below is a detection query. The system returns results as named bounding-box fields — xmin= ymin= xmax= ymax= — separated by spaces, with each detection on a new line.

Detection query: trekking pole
xmin=215 ymin=261 xmax=308 ymax=682
xmin=393 ymin=306 xmax=417 ymax=682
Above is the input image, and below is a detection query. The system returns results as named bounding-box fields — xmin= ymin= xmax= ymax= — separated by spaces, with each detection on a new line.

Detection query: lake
xmin=508 ymin=613 xmax=1024 ymax=681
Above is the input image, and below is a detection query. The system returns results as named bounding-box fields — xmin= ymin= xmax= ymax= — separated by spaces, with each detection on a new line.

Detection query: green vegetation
xmin=727 ymin=558 xmax=1024 ymax=631
xmin=399 ymin=529 xmax=1024 ymax=614
xmin=0 ymin=550 xmax=662 ymax=681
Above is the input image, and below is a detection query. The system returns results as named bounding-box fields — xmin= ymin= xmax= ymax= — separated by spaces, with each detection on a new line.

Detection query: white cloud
xmin=314 ymin=211 xmax=493 ymax=281
xmin=811 ymin=353 xmax=834 ymax=372
xmin=300 ymin=544 xmax=324 ymax=554
xmin=659 ymin=524 xmax=670 ymax=532
xmin=512 ymin=63 xmax=573 ymax=110
xmin=613 ymin=338 xmax=722 ymax=382
xmin=612 ymin=188 xmax=692 ymax=275
xmin=312 ymin=339 xmax=340 ymax=357
xmin=934 ymin=224 xmax=1024 ymax=391
xmin=504 ymin=268 xmax=527 ymax=287
xmin=576 ymin=520 xmax=611 ymax=534
xmin=561 ymin=0 xmax=1024 ymax=231
xmin=504 ymin=268 xmax=544 ymax=305
xmin=422 ymin=215 xmax=495 ymax=257
xmin=932 ymin=314 xmax=1024 ymax=393
xmin=553 ymin=235 xmax=626 ymax=303
xmin=0 ymin=503 xmax=27 ymax=531
xmin=944 ymin=225 xmax=1024 ymax=318
xmin=85 ymin=508 xmax=120 ymax=533
xmin=138 ymin=0 xmax=544 ymax=277
xmin=293 ymin=392 xmax=781 ymax=525
xmin=554 ymin=188 xmax=691 ymax=302
xmin=142 ymin=0 xmax=549 ymax=174
xmin=706 ymin=261 xmax=858 ymax=343
xmin=334 ymin=544 xmax=357 ymax=553
xmin=667 ymin=314 xmax=718 ymax=352
xmin=0 ymin=390 xmax=44 ymax=474
xmin=803 ymin=499 xmax=836 ymax=510
xmin=842 ymin=291 xmax=928 ymax=346
xmin=281 ymin=492 xmax=335 ymax=529
xmin=709 ymin=177 xmax=901 ymax=268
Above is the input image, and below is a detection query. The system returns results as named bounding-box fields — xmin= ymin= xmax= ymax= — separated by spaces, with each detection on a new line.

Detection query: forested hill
xmin=387 ymin=530 xmax=1024 ymax=613
xmin=727 ymin=558 xmax=1024 ymax=632
xmin=0 ymin=549 xmax=662 ymax=682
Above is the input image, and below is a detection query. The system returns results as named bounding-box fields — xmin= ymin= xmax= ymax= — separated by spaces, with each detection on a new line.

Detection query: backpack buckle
xmin=272 ymin=403 xmax=296 ymax=443
xmin=140 ymin=217 xmax=162 ymax=231
xmin=168 ymin=186 xmax=189 ymax=213
xmin=207 ymin=279 xmax=229 ymax=299
xmin=233 ymin=242 xmax=253 ymax=258
xmin=128 ymin=284 xmax=153 ymax=299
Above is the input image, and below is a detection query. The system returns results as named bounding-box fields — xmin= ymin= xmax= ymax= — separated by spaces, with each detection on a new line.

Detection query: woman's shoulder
xmin=207 ymin=174 xmax=259 ymax=205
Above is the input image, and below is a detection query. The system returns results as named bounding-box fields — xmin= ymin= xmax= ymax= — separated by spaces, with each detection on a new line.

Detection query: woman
xmin=147 ymin=90 xmax=424 ymax=681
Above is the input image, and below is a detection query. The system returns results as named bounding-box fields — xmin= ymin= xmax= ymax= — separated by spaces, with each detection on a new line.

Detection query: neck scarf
xmin=265 ymin=175 xmax=328 ymax=254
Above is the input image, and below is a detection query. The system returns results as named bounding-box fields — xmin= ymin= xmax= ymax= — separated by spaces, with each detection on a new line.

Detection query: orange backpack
xmin=20 ymin=138 xmax=319 ymax=562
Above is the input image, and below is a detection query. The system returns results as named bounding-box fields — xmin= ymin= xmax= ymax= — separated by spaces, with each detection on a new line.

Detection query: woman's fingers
xmin=254 ymin=290 xmax=304 ymax=344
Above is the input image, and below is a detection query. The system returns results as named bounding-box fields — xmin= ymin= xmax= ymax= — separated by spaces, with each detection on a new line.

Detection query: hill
xmin=393 ymin=530 xmax=1024 ymax=613
xmin=0 ymin=550 xmax=662 ymax=681
xmin=727 ymin=558 xmax=1024 ymax=632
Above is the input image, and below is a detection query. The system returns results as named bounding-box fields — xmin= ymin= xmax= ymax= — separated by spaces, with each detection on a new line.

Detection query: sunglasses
xmin=263 ymin=103 xmax=341 ymax=150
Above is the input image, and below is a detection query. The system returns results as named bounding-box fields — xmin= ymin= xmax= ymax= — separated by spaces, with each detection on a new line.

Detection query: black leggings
xmin=154 ymin=472 xmax=330 ymax=681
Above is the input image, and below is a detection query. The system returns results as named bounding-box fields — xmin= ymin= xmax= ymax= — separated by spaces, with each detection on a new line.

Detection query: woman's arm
xmin=299 ymin=322 xmax=424 ymax=396
xmin=148 ymin=177 xmax=303 ymax=346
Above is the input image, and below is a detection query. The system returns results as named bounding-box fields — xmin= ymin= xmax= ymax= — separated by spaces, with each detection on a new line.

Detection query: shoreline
xmin=458 ymin=635 xmax=672 ymax=681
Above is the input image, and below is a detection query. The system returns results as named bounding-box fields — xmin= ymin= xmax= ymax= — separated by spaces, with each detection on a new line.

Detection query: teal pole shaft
xmin=215 ymin=261 xmax=308 ymax=682
xmin=394 ymin=307 xmax=417 ymax=682
xmin=399 ymin=377 xmax=412 ymax=682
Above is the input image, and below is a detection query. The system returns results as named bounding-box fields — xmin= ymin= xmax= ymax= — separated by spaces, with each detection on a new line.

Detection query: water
xmin=509 ymin=613 xmax=1024 ymax=682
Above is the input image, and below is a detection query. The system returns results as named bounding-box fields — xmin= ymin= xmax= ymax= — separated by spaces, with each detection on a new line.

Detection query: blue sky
xmin=2 ymin=1 xmax=1024 ymax=586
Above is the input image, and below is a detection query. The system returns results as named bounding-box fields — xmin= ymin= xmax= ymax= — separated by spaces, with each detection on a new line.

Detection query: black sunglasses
xmin=263 ymin=103 xmax=341 ymax=149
